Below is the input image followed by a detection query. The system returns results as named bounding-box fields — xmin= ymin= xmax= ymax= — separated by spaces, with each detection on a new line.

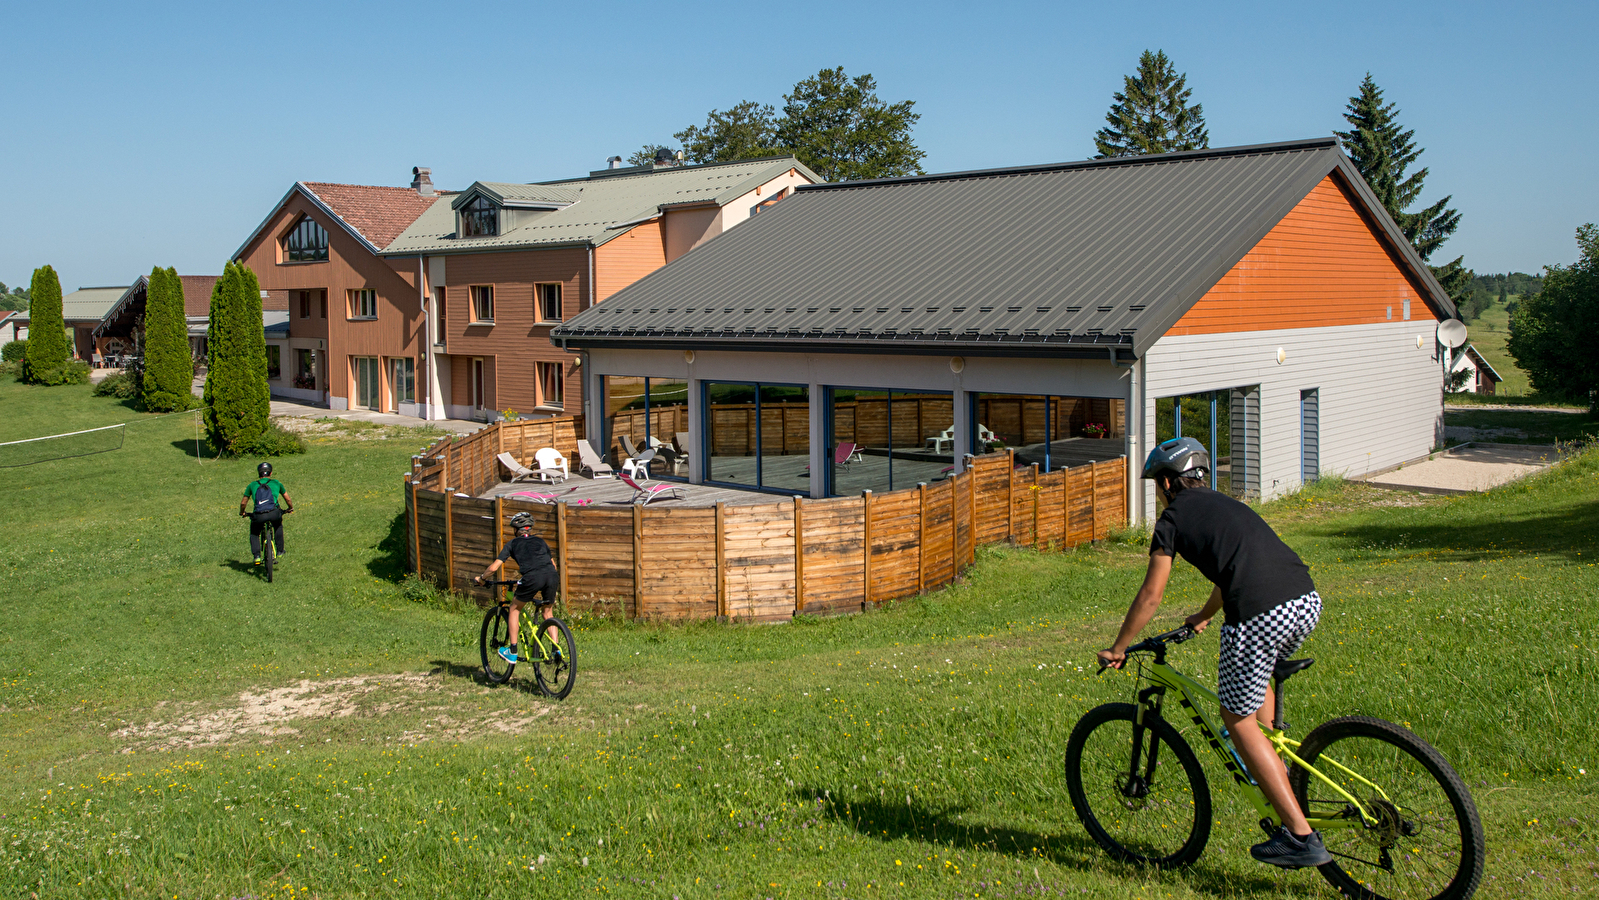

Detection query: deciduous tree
xmin=775 ymin=67 xmax=924 ymax=182
xmin=142 ymin=266 xmax=194 ymax=412
xmin=1094 ymin=50 xmax=1209 ymax=158
xmin=675 ymin=100 xmax=783 ymax=164
xmin=1508 ymin=224 xmax=1599 ymax=407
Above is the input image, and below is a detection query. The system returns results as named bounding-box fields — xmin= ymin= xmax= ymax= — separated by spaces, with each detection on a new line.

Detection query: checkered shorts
xmin=1217 ymin=591 xmax=1321 ymax=717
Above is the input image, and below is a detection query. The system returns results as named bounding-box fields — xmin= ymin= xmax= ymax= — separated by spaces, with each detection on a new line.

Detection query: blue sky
xmin=3 ymin=0 xmax=1594 ymax=291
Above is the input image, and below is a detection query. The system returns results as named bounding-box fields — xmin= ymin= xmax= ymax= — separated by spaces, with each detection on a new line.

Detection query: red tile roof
xmin=179 ymin=275 xmax=220 ymax=316
xmin=301 ymin=182 xmax=441 ymax=249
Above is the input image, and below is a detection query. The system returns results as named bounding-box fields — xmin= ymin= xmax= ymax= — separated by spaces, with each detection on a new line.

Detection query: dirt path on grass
xmin=111 ymin=671 xmax=559 ymax=752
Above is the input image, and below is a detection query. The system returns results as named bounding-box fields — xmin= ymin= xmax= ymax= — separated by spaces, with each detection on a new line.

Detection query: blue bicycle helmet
xmin=1142 ymin=437 xmax=1210 ymax=481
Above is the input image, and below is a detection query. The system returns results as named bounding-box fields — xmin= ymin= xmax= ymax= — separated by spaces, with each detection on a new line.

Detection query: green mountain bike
xmin=478 ymin=579 xmax=576 ymax=699
xmin=1065 ymin=625 xmax=1484 ymax=900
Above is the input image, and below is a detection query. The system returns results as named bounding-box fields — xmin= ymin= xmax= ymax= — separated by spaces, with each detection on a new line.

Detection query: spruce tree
xmin=1335 ymin=74 xmax=1469 ymax=304
xmin=23 ymin=265 xmax=68 ymax=382
xmin=203 ymin=262 xmax=270 ymax=453
xmin=1094 ymin=51 xmax=1209 ymax=158
xmin=141 ymin=266 xmax=194 ymax=411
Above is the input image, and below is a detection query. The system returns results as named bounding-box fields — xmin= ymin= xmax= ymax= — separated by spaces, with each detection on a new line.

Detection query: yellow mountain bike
xmin=1065 ymin=625 xmax=1484 ymax=900
xmin=478 ymin=579 xmax=576 ymax=699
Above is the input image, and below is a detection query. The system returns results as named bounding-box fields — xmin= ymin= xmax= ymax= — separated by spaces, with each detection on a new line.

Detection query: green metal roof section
xmin=382 ymin=157 xmax=818 ymax=256
xmin=60 ymin=286 xmax=131 ymax=322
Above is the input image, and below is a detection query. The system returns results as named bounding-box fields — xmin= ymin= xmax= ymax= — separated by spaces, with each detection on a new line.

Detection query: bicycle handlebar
xmin=1098 ymin=624 xmax=1196 ymax=673
xmin=476 ymin=578 xmax=520 ymax=586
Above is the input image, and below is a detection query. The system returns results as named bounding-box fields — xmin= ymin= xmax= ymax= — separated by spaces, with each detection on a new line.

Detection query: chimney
xmin=607 ymin=156 xmax=622 ymax=170
xmin=411 ymin=167 xmax=435 ymax=197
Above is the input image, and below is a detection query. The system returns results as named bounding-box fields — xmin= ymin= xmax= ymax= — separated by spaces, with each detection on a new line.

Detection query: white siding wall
xmin=1140 ymin=321 xmax=1445 ymax=518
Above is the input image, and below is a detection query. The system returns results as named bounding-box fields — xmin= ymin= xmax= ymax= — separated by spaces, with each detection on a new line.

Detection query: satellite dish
xmin=1436 ymin=319 xmax=1468 ymax=349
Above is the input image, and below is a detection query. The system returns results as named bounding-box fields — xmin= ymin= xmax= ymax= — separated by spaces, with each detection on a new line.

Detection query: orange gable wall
xmin=595 ymin=220 xmax=667 ymax=303
xmin=1167 ymin=174 xmax=1443 ymax=336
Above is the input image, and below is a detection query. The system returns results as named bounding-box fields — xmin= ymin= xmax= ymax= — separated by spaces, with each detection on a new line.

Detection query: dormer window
xmin=461 ymin=195 xmax=498 ymax=237
xmin=283 ymin=216 xmax=328 ymax=262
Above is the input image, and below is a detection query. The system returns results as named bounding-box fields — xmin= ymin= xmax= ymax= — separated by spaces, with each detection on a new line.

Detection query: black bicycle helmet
xmin=1141 ymin=437 xmax=1210 ymax=481
xmin=509 ymin=512 xmax=535 ymax=530
xmin=257 ymin=462 xmax=273 ymax=478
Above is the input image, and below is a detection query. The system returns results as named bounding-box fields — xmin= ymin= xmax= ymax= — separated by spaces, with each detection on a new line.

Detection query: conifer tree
xmin=1335 ymin=74 xmax=1469 ymax=304
xmin=1094 ymin=51 xmax=1209 ymax=158
xmin=23 ymin=265 xmax=68 ymax=381
xmin=203 ymin=262 xmax=270 ymax=453
xmin=141 ymin=266 xmax=194 ymax=411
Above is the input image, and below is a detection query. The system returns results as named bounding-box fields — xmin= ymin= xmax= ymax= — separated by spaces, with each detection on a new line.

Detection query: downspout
xmin=1110 ymin=346 xmax=1139 ymax=526
xmin=419 ymin=255 xmax=430 ymax=419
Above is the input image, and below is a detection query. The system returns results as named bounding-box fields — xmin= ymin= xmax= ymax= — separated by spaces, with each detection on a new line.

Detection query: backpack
xmin=252 ymin=479 xmax=279 ymax=513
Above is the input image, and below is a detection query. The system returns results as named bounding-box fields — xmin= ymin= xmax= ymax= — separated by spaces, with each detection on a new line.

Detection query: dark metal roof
xmin=552 ymin=138 xmax=1457 ymax=358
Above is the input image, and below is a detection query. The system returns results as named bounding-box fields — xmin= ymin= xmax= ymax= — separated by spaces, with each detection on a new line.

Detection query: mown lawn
xmin=2 ymin=380 xmax=1595 ymax=898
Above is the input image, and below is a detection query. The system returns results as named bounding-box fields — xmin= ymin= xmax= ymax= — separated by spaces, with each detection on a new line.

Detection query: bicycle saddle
xmin=1273 ymin=658 xmax=1314 ymax=683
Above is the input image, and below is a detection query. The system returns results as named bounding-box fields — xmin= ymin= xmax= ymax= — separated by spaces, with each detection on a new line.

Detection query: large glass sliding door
xmin=1156 ymin=388 xmax=1257 ymax=499
xmin=353 ymin=356 xmax=381 ymax=410
xmin=974 ymin=393 xmax=1125 ymax=472
xmin=604 ymin=376 xmax=693 ymax=478
xmin=826 ymin=389 xmax=953 ymax=495
xmin=704 ymin=381 xmax=809 ymax=493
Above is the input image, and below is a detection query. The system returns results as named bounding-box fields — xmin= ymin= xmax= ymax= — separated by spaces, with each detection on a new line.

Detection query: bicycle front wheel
xmin=1290 ymin=715 xmax=1484 ymax=900
xmin=263 ymin=528 xmax=275 ymax=583
xmin=1065 ymin=702 xmax=1211 ymax=868
xmin=531 ymin=617 xmax=576 ymax=700
xmin=480 ymin=606 xmax=516 ymax=684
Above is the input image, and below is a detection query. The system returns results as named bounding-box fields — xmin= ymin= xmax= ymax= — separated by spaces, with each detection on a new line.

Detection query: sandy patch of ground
xmin=1365 ymin=445 xmax=1556 ymax=493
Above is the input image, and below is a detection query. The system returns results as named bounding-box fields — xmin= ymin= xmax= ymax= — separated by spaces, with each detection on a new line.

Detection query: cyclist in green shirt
xmin=240 ymin=462 xmax=295 ymax=565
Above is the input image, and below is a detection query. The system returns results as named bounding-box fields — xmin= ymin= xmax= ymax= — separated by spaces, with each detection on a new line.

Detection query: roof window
xmin=283 ymin=216 xmax=328 ymax=262
xmin=460 ymin=195 xmax=499 ymax=237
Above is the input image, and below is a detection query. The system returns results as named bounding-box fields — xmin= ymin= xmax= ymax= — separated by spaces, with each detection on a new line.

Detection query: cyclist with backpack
xmin=474 ymin=511 xmax=560 ymax=664
xmin=240 ymin=462 xmax=294 ymax=565
xmin=1097 ymin=437 xmax=1330 ymax=869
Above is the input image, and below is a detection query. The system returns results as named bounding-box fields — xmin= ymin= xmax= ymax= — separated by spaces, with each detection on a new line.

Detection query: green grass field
xmin=2 ymin=379 xmax=1596 ymax=898
xmin=1461 ymin=298 xmax=1530 ymax=398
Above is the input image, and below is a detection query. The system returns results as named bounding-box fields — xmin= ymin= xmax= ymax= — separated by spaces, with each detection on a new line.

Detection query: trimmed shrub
xmin=28 ymin=359 xmax=91 ymax=386
xmin=142 ymin=266 xmax=193 ymax=412
xmin=1 ymin=339 xmax=26 ymax=363
xmin=23 ymin=266 xmax=69 ymax=382
xmin=202 ymin=262 xmax=271 ymax=454
xmin=92 ymin=371 xmax=139 ymax=399
xmin=233 ymin=423 xmax=305 ymax=457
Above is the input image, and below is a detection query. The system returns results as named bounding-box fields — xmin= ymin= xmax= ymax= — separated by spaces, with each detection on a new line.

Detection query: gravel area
xmin=1364 ymin=444 xmax=1558 ymax=494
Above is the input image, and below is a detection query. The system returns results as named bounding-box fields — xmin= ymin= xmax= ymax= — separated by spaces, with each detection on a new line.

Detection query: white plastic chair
xmin=533 ymin=447 xmax=569 ymax=483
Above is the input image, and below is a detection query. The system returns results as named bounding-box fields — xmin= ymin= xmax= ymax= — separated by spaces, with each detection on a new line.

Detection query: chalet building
xmin=234 ymin=173 xmax=442 ymax=413
xmin=552 ymin=138 xmax=1463 ymax=519
xmin=379 ymin=156 xmax=817 ymax=421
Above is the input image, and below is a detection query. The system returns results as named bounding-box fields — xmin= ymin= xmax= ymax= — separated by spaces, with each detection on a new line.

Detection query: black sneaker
xmin=1251 ymin=826 xmax=1332 ymax=868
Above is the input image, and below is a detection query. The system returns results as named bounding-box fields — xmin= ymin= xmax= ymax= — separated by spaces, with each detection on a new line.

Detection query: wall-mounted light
xmin=684 ymin=349 xmax=696 ymax=364
xmin=1416 ymin=335 xmax=1425 ymax=349
xmin=1275 ymin=347 xmax=1286 ymax=365
xmin=949 ymin=356 xmax=965 ymax=373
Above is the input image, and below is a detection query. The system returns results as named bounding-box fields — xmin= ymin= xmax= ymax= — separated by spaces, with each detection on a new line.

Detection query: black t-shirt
xmin=1149 ymin=486 xmax=1314 ymax=624
xmin=497 ymin=534 xmax=555 ymax=578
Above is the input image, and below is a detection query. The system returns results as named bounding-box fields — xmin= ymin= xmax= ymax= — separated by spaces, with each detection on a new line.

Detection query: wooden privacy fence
xmin=410 ymin=415 xmax=586 ymax=498
xmin=404 ymin=447 xmax=1128 ymax=621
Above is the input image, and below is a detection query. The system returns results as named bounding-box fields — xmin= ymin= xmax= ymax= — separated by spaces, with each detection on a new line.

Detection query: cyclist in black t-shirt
xmin=1097 ymin=437 xmax=1330 ymax=869
xmin=474 ymin=512 xmax=560 ymax=665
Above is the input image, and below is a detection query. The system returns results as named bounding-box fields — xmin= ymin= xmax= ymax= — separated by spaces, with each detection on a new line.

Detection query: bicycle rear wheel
xmin=480 ymin=606 xmax=516 ymax=684
xmin=1065 ymin=702 xmax=1211 ymax=868
xmin=532 ymin=617 xmax=576 ymax=700
xmin=1290 ymin=715 xmax=1483 ymax=900
xmin=263 ymin=526 xmax=275 ymax=583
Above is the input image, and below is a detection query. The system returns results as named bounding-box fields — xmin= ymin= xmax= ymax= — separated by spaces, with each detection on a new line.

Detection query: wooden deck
xmin=482 ymin=474 xmax=784 ymax=508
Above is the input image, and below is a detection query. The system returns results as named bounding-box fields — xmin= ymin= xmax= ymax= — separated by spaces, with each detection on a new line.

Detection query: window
xmin=391 ymin=357 xmax=414 ymax=405
xmin=461 ymin=195 xmax=498 ymax=237
xmin=293 ymin=348 xmax=316 ymax=390
xmin=538 ymin=361 xmax=564 ymax=409
xmin=705 ymin=381 xmax=810 ymax=493
xmin=605 ymin=376 xmax=691 ymax=479
xmin=319 ymin=290 xmax=327 ymax=319
xmin=537 ymin=283 xmax=562 ymax=322
xmin=1155 ymin=388 xmax=1256 ymax=499
xmin=298 ymin=291 xmax=311 ymax=318
xmin=266 ymin=345 xmax=281 ymax=380
xmin=432 ymin=287 xmax=446 ymax=344
xmin=471 ymin=285 xmax=494 ymax=323
xmin=349 ymin=288 xmax=378 ymax=318
xmin=826 ymin=389 xmax=952 ymax=495
xmin=750 ymin=187 xmax=789 ymax=217
xmin=283 ymin=216 xmax=328 ymax=262
xmin=974 ymin=393 xmax=1125 ymax=474
xmin=353 ymin=357 xmax=381 ymax=410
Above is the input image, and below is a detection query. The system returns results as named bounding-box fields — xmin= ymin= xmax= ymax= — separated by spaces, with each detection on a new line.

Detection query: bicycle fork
xmin=1122 ymin=686 xmax=1168 ymax=802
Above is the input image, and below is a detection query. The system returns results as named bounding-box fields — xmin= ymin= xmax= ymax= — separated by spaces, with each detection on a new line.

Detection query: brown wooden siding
xmin=595 ymin=220 xmax=666 ymax=303
xmin=236 ymin=191 xmax=424 ymax=410
xmin=1169 ymin=173 xmax=1445 ymax=336
xmin=442 ymin=249 xmax=587 ymax=415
